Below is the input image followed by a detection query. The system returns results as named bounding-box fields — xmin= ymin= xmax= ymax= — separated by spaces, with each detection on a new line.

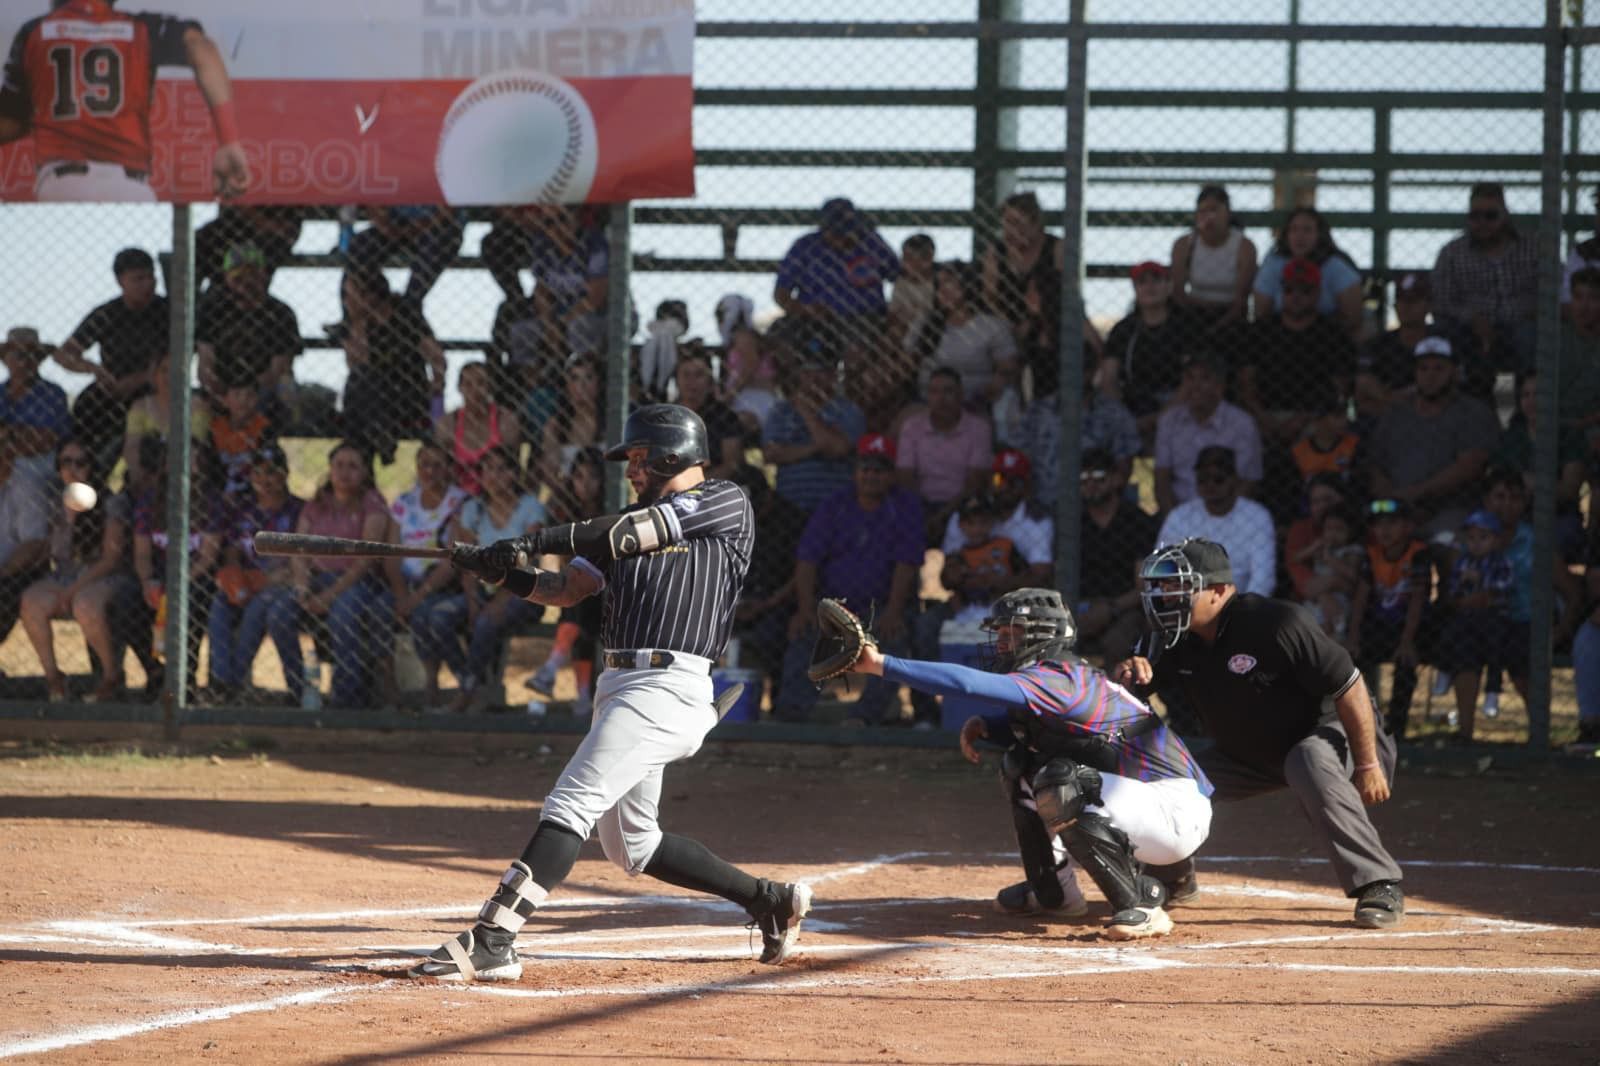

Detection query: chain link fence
xmin=0 ymin=3 xmax=1592 ymax=750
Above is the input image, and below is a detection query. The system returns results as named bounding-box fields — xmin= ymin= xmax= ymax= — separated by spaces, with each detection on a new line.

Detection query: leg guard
xmin=1009 ymin=799 xmax=1067 ymax=910
xmin=1030 ymin=757 xmax=1103 ymax=836
xmin=476 ymin=860 xmax=548 ymax=938
xmin=1060 ymin=812 xmax=1166 ymax=914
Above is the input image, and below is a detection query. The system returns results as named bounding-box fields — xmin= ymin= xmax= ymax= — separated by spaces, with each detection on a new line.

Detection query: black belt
xmin=50 ymin=162 xmax=148 ymax=181
xmin=603 ymin=650 xmax=712 ymax=674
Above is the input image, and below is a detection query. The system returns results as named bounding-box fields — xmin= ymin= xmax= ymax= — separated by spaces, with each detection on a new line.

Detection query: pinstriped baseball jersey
xmin=1 ymin=1 xmax=198 ymax=172
xmin=575 ymin=478 xmax=753 ymax=660
xmin=1011 ymin=661 xmax=1214 ymax=794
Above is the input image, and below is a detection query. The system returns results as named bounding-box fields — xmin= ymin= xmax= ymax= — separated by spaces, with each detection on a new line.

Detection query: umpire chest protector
xmin=1159 ymin=594 xmax=1361 ymax=774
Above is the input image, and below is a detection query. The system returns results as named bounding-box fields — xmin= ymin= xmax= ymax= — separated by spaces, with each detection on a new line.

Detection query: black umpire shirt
xmin=573 ymin=477 xmax=755 ymax=661
xmin=1146 ymin=593 xmax=1362 ymax=776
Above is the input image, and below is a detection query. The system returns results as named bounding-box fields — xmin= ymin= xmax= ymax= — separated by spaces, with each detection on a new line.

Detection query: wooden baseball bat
xmin=252 ymin=531 xmax=454 ymax=560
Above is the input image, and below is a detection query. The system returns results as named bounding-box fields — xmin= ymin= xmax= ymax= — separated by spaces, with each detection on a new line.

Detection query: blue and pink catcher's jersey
xmin=1011 ymin=661 xmax=1214 ymax=795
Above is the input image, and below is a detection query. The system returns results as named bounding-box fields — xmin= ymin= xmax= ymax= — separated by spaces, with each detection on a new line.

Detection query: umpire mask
xmin=1138 ymin=540 xmax=1232 ymax=649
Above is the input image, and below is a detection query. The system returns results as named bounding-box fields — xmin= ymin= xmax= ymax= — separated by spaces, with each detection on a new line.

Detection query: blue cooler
xmin=938 ymin=620 xmax=990 ymax=731
xmin=712 ymin=667 xmax=763 ymax=723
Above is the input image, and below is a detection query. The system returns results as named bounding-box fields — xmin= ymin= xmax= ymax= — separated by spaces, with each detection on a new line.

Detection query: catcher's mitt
xmin=807 ymin=598 xmax=877 ymax=683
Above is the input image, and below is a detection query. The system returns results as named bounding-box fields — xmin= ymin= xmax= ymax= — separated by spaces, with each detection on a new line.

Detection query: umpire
xmin=1113 ymin=538 xmax=1404 ymax=929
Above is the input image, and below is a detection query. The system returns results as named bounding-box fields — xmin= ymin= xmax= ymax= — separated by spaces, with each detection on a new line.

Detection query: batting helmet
xmin=980 ymin=588 xmax=1078 ymax=672
xmin=1138 ymin=539 xmax=1234 ymax=648
xmin=604 ymin=404 xmax=710 ymax=477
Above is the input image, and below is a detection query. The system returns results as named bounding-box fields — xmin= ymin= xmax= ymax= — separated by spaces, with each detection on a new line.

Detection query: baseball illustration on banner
xmin=63 ymin=482 xmax=98 ymax=513
xmin=435 ymin=71 xmax=599 ymax=205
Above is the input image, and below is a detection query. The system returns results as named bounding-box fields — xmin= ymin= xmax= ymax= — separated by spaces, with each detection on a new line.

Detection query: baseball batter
xmin=415 ymin=404 xmax=811 ymax=981
xmin=0 ymin=0 xmax=249 ymax=201
xmin=847 ymin=588 xmax=1213 ymax=940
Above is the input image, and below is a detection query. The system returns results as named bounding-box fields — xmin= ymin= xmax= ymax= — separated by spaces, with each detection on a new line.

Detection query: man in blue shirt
xmin=761 ymin=337 xmax=866 ymax=514
xmin=773 ymin=197 xmax=900 ymax=345
xmin=849 ymin=588 xmax=1213 ymax=940
xmin=0 ymin=328 xmax=72 ymax=483
xmin=778 ymin=433 xmax=923 ymax=724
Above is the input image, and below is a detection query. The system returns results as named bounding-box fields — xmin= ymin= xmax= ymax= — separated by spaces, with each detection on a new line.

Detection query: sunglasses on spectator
xmin=1468 ymin=208 xmax=1502 ymax=221
xmin=1079 ymin=469 xmax=1110 ymax=481
xmin=1195 ymin=470 xmax=1232 ymax=486
xmin=1369 ymin=499 xmax=1404 ymax=516
xmin=1283 ymin=283 xmax=1317 ymax=294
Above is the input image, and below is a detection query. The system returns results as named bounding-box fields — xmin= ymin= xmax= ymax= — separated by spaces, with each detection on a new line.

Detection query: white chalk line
xmin=3 ymin=853 xmax=1596 ymax=1061
xmin=0 ymin=986 xmax=352 ymax=1061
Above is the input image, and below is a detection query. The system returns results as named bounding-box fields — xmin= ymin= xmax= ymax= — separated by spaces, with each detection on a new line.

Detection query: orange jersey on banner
xmin=1 ymin=0 xmax=197 ymax=172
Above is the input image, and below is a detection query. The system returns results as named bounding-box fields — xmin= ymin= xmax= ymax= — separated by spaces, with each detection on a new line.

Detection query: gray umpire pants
xmin=1195 ymin=706 xmax=1402 ymax=896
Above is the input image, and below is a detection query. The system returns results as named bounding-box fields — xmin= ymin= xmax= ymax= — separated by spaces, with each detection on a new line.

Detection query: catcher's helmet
xmin=604 ymin=404 xmax=710 ymax=477
xmin=980 ymin=588 xmax=1078 ymax=672
xmin=1138 ymin=539 xmax=1234 ymax=648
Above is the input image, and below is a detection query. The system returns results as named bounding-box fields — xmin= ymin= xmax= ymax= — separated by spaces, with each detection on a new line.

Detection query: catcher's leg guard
xmin=409 ymin=861 xmax=544 ymax=982
xmin=1061 ymin=813 xmax=1173 ymax=941
xmin=1030 ymin=757 xmax=1102 ymax=836
xmin=997 ymin=756 xmax=1088 ymax=917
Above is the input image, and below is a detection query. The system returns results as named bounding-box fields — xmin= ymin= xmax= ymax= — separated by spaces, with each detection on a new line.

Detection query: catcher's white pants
xmin=539 ymin=652 xmax=717 ymax=875
xmin=1023 ymin=772 xmax=1213 ymax=900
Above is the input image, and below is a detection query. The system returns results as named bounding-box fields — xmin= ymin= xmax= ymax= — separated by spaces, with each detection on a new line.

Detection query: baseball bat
xmin=252 ymin=531 xmax=454 ymax=560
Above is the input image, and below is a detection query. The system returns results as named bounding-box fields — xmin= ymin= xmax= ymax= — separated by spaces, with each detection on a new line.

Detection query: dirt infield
xmin=2 ymin=729 xmax=1598 ymax=1065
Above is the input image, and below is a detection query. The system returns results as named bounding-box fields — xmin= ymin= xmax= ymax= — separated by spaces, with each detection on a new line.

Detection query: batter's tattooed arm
xmin=502 ymin=563 xmax=600 ymax=607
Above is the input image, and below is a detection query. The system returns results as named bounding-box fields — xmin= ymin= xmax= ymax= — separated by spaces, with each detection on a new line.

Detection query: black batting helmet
xmin=981 ymin=588 xmax=1078 ymax=672
xmin=604 ymin=403 xmax=710 ymax=477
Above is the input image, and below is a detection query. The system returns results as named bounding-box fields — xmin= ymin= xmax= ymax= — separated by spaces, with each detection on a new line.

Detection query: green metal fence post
xmin=163 ymin=204 xmax=195 ymax=737
xmin=1055 ymin=0 xmax=1089 ymax=605
xmin=604 ymin=202 xmax=634 ymax=513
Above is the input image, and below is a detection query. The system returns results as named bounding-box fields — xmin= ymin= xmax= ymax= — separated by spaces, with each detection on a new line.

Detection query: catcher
xmin=820 ymin=589 xmax=1214 ymax=939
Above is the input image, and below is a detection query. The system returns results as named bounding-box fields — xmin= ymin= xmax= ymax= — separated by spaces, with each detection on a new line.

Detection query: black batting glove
xmin=483 ymin=536 xmax=535 ymax=576
xmin=450 ymin=544 xmax=508 ymax=583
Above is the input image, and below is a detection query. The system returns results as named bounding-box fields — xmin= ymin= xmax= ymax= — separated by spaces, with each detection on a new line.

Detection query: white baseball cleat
xmin=1104 ymin=905 xmax=1174 ymax=940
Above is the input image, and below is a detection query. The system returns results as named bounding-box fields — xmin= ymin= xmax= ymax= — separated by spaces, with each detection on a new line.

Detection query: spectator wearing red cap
xmin=1253 ymin=207 xmax=1364 ymax=336
xmin=941 ymin=449 xmax=1053 ymax=591
xmin=778 ymin=433 xmax=924 ymax=724
xmin=1170 ymin=183 xmax=1258 ymax=330
xmin=1103 ymin=260 xmax=1206 ymax=442
xmin=895 ymin=367 xmax=992 ymax=544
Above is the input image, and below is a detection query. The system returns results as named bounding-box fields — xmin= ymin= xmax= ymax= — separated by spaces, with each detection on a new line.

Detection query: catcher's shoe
xmin=409 ymin=929 xmax=523 ymax=982
xmin=994 ymin=881 xmax=1089 ymax=918
xmin=751 ymin=881 xmax=813 ymax=965
xmin=1105 ymin=905 xmax=1175 ymax=940
xmin=1162 ymin=871 xmax=1200 ymax=907
xmin=1353 ymin=880 xmax=1405 ymax=929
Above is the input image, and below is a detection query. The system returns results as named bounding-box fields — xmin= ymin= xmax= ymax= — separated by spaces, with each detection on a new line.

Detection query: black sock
xmin=519 ymin=820 xmax=585 ymax=889
xmin=643 ymin=832 xmax=761 ymax=910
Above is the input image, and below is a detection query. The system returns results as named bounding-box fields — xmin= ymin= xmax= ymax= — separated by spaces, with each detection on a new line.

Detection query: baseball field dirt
xmin=2 ymin=724 xmax=1597 ymax=1064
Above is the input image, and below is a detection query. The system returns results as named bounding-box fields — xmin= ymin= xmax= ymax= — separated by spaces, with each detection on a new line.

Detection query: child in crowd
xmin=524 ymin=447 xmax=604 ymax=718
xmin=1290 ymin=390 xmax=1360 ymax=486
xmin=1291 ymin=504 xmax=1363 ymax=638
xmin=209 ymin=368 xmax=276 ymax=499
xmin=938 ymin=494 xmax=1022 ymax=625
xmin=1436 ymin=510 xmax=1514 ymax=739
xmin=888 ymin=233 xmax=937 ymax=351
xmin=1346 ymin=498 xmax=1432 ymax=738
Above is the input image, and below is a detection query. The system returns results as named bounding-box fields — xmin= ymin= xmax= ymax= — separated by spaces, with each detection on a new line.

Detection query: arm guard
xmin=526 ymin=507 xmax=675 ymax=564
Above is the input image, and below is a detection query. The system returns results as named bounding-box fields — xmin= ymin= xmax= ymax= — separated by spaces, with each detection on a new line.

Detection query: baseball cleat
xmin=754 ymin=881 xmax=813 ymax=965
xmin=409 ymin=929 xmax=523 ymax=982
xmin=993 ymin=881 xmax=1089 ymax=918
xmin=1162 ymin=871 xmax=1200 ymax=907
xmin=1353 ymin=880 xmax=1405 ymax=929
xmin=1104 ymin=905 xmax=1174 ymax=940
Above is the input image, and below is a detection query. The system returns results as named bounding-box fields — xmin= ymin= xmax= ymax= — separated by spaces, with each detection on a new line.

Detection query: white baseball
xmin=63 ymin=481 xmax=97 ymax=513
xmin=435 ymin=71 xmax=599 ymax=206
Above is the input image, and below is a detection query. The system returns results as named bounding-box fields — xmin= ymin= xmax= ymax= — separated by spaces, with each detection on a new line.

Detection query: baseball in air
xmin=435 ymin=70 xmax=599 ymax=205
xmin=63 ymin=481 xmax=97 ymax=513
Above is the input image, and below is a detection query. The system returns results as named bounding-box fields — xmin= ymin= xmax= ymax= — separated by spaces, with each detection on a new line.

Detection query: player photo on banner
xmin=0 ymin=0 xmax=695 ymax=204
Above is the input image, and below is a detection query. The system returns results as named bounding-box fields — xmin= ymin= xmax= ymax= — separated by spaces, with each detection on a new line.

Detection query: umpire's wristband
xmin=502 ymin=568 xmax=538 ymax=599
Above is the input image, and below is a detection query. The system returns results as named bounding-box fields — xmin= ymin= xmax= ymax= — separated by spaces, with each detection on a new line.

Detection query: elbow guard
xmin=546 ymin=507 xmax=674 ymax=562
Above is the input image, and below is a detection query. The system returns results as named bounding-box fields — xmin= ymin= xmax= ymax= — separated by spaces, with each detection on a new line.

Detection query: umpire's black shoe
xmin=750 ymin=880 xmax=813 ymax=964
xmin=1353 ymin=880 xmax=1405 ymax=929
xmin=409 ymin=928 xmax=522 ymax=982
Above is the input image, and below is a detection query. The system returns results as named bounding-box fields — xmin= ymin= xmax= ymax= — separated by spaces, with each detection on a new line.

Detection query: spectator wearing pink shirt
xmin=895 ymin=367 xmax=994 ymax=545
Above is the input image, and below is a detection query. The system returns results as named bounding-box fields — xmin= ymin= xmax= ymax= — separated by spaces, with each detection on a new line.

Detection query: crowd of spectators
xmin=2 ymin=186 xmax=1599 ymax=749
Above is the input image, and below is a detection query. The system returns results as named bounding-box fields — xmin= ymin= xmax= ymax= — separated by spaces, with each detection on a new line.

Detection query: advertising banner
xmin=0 ymin=0 xmax=695 ymax=204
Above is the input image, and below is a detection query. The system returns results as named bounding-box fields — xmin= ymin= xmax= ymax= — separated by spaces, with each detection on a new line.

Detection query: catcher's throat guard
xmin=807 ymin=599 xmax=877 ymax=684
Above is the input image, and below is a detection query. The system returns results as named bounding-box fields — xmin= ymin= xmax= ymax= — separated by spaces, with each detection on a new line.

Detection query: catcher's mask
xmin=980 ymin=588 xmax=1077 ymax=672
xmin=1138 ymin=539 xmax=1234 ymax=649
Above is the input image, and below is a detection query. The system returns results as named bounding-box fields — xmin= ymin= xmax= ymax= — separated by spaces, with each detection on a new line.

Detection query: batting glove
xmin=450 ymin=544 xmax=508 ymax=583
